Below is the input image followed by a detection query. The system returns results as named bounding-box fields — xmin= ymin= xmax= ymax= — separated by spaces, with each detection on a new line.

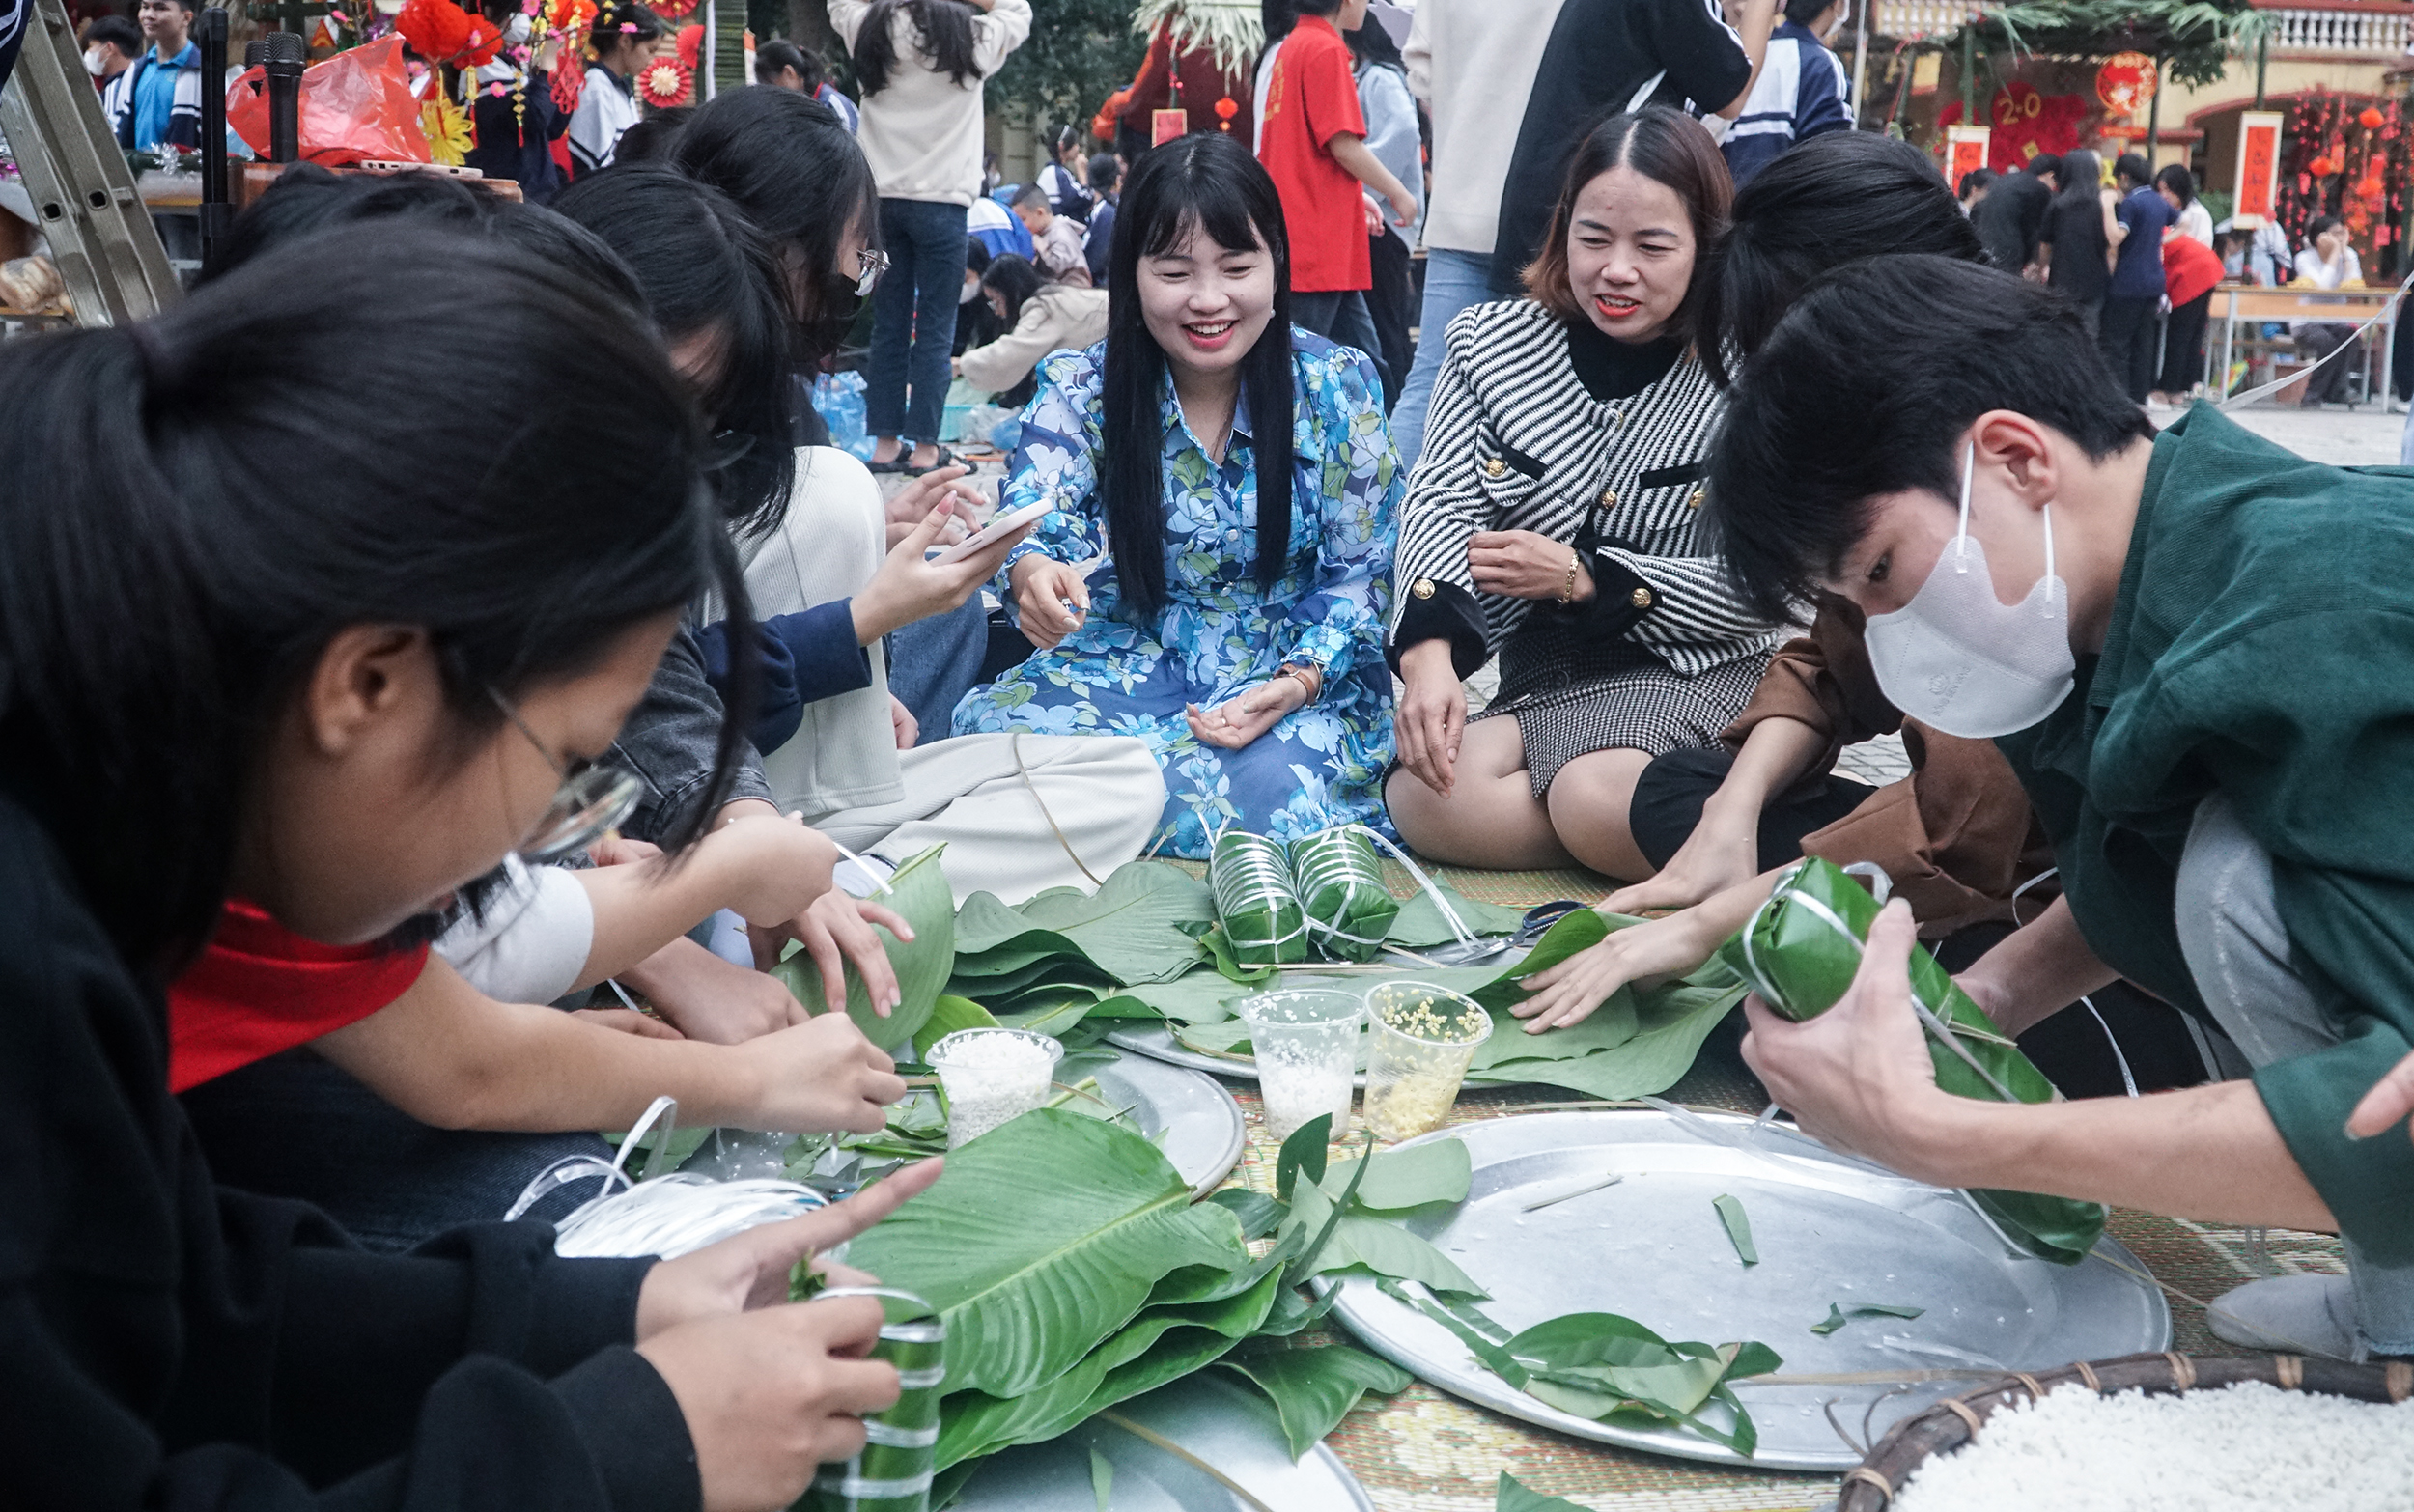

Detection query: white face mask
xmin=84 ymin=45 xmax=109 ymax=75
xmin=1863 ymin=440 xmax=2077 ymax=740
xmin=503 ymin=12 xmax=531 ymax=43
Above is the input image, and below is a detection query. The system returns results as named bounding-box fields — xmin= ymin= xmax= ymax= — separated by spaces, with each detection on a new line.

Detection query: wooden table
xmin=2212 ymin=283 xmax=2399 ymax=407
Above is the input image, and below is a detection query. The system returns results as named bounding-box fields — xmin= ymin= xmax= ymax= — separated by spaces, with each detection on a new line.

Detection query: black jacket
xmin=0 ymin=792 xmax=701 ymax=1510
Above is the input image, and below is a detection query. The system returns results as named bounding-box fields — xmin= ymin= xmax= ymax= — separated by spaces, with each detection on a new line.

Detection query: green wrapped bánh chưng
xmin=1209 ymin=830 xmax=1309 ymax=966
xmin=806 ymin=1287 xmax=945 ymax=1512
xmin=1287 ymin=826 xmax=1400 ymax=963
xmin=1715 ymin=858 xmax=2108 ymax=1266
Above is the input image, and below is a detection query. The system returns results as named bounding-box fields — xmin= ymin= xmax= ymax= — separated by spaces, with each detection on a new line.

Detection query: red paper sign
xmin=1151 ymin=107 xmax=1188 ymax=147
xmin=2236 ymin=112 xmax=2283 ymax=223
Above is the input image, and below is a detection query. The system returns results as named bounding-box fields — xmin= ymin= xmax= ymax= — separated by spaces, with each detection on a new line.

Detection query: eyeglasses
xmin=487 ymin=686 xmax=646 ymax=863
xmin=848 ymin=247 xmax=889 ymax=297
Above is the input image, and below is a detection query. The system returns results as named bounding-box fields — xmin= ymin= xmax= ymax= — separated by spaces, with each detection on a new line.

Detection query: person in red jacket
xmin=2152 ymin=220 xmax=2227 ymax=406
xmin=1097 ymin=0 xmax=1259 ymax=159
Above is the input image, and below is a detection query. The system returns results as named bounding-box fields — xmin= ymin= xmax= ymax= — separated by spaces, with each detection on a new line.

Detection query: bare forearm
xmin=573 ymin=854 xmax=747 ymax=988
xmin=1956 ymin=895 xmax=2119 ymax=1035
xmin=314 ymin=962 xmax=771 ymax=1132
xmin=1326 ymin=134 xmax=1412 ymax=209
xmin=1700 ymin=717 xmax=1826 ymax=829
xmin=1910 ymin=1081 xmax=2335 ymax=1233
xmin=1715 ymin=0 xmax=1781 ymax=117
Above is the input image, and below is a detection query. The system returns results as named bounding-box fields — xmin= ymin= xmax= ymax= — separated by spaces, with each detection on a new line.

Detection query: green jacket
xmin=1995 ymin=405 xmax=2414 ymax=1262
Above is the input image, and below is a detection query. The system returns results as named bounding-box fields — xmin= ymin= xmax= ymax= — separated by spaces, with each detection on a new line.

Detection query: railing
xmin=2260 ymin=6 xmax=2411 ymax=55
xmin=1872 ymin=0 xmax=2412 ymax=56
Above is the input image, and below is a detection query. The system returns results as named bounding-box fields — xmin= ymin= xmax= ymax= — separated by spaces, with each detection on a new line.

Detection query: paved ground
xmin=2201 ymin=400 xmax=2406 ymax=467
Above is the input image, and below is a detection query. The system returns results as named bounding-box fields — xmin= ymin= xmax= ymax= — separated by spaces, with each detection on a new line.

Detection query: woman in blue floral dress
xmin=951 ymin=132 xmax=1399 ymax=858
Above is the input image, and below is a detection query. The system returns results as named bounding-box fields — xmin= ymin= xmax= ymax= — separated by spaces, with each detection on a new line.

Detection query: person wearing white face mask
xmin=82 ymin=14 xmax=142 ymax=87
xmin=1697 ymin=252 xmax=2414 ymax=1366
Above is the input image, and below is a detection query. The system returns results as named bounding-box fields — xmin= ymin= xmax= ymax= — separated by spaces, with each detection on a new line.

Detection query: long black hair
xmin=0 ymin=225 xmax=746 ymax=981
xmin=1102 ymin=132 xmax=1295 ymax=619
xmin=851 ymin=0 xmax=981 ymax=94
xmin=553 ymin=165 xmax=796 ymax=542
xmin=674 ymin=86 xmax=881 ymax=362
xmin=1698 ymin=130 xmax=1985 ymax=385
xmin=2052 ymin=148 xmax=2103 ymax=214
xmin=981 ymin=250 xmax=1044 ymax=330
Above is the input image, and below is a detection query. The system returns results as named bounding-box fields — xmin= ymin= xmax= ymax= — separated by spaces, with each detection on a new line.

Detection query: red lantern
xmin=1213 ymin=96 xmax=1237 ymax=133
xmin=2361 ymin=106 xmax=2386 ymax=130
xmin=2095 ymin=52 xmax=2157 ymax=117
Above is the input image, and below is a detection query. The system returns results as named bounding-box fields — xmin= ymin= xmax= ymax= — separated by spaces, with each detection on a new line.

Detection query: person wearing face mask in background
xmin=1386 ymin=108 xmax=1782 ymax=883
xmin=952 ymin=133 xmax=1400 ymax=856
xmin=465 ymin=0 xmax=573 ymax=202
xmin=1699 ymin=252 xmax=2414 ymax=1365
xmin=1515 ymin=133 xmax=2217 ymax=1106
xmin=82 ymin=14 xmax=143 ymax=88
xmin=1716 ymin=0 xmax=1851 ymax=186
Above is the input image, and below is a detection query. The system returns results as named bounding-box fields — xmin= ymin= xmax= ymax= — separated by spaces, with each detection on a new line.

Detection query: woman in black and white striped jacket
xmin=1385 ymin=107 xmax=1783 ymax=880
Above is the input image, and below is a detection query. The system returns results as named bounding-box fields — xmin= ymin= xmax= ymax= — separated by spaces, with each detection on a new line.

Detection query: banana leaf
xmin=952 ymin=863 xmax=1214 ymax=985
xmin=770 ymin=844 xmax=953 ymax=1053
xmin=1713 ymin=858 xmax=2107 ymax=1266
xmin=1216 ymin=1342 xmax=1414 ymax=1460
xmin=1323 ymin=1136 xmax=1472 ymax=1211
xmin=1280 ymin=1171 xmax=1487 ymax=1297
xmin=1286 ymin=828 xmax=1399 ymax=962
xmin=933 ymin=1266 xmax=1282 ymax=1468
xmin=1209 ymin=831 xmax=1310 ymax=966
xmin=1497 ymin=1471 xmax=1587 ymax=1512
xmin=1462 ymin=910 xmax=1747 ymax=1097
xmin=843 ymin=1108 xmax=1249 ymax=1401
xmin=912 ymin=995 xmax=1001 ymax=1059
xmin=1386 ymin=886 xmax=1528 ymax=949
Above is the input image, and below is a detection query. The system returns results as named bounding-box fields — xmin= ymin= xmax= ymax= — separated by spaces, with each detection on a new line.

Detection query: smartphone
xmin=930 ymin=497 xmax=1053 ymax=565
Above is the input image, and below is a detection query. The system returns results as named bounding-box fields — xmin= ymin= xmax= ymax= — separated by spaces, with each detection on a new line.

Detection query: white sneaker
xmin=2204 ymin=1273 xmax=2357 ymax=1358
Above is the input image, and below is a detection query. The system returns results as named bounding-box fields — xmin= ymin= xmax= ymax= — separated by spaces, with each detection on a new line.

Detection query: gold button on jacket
xmin=1411 ymin=577 xmax=1437 ymax=600
xmin=1631 ymin=587 xmax=1654 ymax=609
xmin=1598 ymin=488 xmax=1619 ymax=509
xmin=1482 ymin=457 xmax=1506 ymax=479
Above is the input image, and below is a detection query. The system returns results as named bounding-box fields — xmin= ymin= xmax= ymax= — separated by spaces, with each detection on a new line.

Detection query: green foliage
xmin=772 ymin=845 xmax=954 ymax=1052
xmin=1327 ymin=1136 xmax=1473 ymax=1211
xmin=914 ymin=994 xmax=1002 ymax=1059
xmin=1714 ymin=1194 xmax=1757 ymax=1267
xmin=1496 ymin=1471 xmax=1588 ymax=1512
xmin=844 ymin=1109 xmax=1249 ymax=1400
xmin=987 ymin=0 xmax=1151 ymax=151
xmin=1810 ymin=1302 xmax=1925 ymax=1335
xmin=1386 ymin=886 xmax=1528 ymax=948
xmin=952 ymin=863 xmax=1213 ymax=986
xmin=1216 ymin=1343 xmax=1414 ymax=1459
xmin=1935 ymin=0 xmax=2264 ymax=89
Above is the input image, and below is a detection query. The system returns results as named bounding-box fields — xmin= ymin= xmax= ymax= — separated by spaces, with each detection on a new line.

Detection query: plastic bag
xmin=1287 ymin=827 xmax=1398 ymax=963
xmin=1715 ymin=858 xmax=2107 ymax=1265
xmin=811 ymin=371 xmax=874 ymax=460
xmin=227 ymin=37 xmax=430 ymax=168
xmin=1209 ymin=831 xmax=1308 ymax=966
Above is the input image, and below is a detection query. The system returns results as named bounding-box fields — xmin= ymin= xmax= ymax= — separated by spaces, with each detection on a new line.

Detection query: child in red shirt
xmin=1255 ymin=0 xmax=1418 ymax=382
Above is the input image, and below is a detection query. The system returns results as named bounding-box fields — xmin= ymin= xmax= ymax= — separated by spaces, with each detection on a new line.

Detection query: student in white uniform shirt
xmin=566 ymin=0 xmax=663 ymax=177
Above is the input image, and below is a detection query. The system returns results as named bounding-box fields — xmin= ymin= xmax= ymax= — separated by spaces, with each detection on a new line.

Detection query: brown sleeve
xmin=1799 ymin=722 xmax=2045 ymax=935
xmin=1721 ymin=599 xmax=1905 ymax=784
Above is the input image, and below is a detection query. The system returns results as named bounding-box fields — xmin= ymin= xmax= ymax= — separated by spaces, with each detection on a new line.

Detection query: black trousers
xmin=2098 ymin=294 xmax=2161 ymax=404
xmin=1630 ymin=745 xmax=2215 ymax=1099
xmin=2158 ymin=290 xmax=2211 ymax=396
xmin=1363 ymin=230 xmax=1416 ymax=414
xmin=2298 ymin=322 xmax=2360 ymax=405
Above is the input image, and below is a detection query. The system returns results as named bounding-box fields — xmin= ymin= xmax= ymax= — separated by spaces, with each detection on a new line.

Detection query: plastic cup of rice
xmin=1361 ymin=981 xmax=1493 ymax=1141
xmin=927 ymin=1027 xmax=1064 ymax=1147
xmin=1237 ymin=989 xmax=1365 ymax=1140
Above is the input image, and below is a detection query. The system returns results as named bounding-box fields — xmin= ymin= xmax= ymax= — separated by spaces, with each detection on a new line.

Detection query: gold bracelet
xmin=1558 ymin=550 xmax=1580 ymax=604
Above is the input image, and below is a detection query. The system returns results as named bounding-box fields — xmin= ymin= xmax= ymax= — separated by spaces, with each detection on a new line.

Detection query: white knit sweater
xmin=828 ymin=0 xmax=1031 ymax=205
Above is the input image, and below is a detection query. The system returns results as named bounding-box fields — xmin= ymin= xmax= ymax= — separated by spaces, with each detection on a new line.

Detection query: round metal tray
xmin=947 ymin=1370 xmax=1375 ymax=1511
xmin=1320 ymin=1109 xmax=2170 ymax=1471
xmin=1086 ymin=1047 xmax=1249 ymax=1200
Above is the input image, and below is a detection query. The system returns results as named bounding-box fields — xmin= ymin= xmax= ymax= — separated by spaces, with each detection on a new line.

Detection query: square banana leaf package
xmin=1209 ymin=830 xmax=1310 ymax=967
xmin=1715 ymin=858 xmax=2107 ymax=1266
xmin=1286 ymin=827 xmax=1400 ymax=963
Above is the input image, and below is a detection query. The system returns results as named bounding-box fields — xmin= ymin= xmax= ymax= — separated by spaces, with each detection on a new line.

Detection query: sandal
xmin=900 ymin=444 xmax=959 ymax=478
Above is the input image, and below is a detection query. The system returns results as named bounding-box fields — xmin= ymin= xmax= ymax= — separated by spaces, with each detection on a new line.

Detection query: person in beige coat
xmin=953 ymin=251 xmax=1111 ymax=404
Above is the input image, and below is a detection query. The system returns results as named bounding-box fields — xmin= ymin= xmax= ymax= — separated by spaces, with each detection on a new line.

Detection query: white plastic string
xmin=1290 ymin=826 xmax=1393 ymax=949
xmin=547 ymin=1174 xmax=832 ymax=1259
xmin=2080 ymin=994 xmax=2140 ymax=1098
xmin=828 ymin=837 xmax=894 ymax=896
xmin=1209 ymin=831 xmax=1309 ymax=956
xmin=1349 ymin=825 xmax=1476 ymax=946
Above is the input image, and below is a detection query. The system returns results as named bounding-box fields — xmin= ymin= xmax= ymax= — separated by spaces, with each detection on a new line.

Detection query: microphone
xmin=260 ymin=31 xmax=306 ymax=164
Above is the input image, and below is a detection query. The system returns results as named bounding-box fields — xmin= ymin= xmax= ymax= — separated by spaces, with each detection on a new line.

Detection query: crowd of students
xmin=15 ymin=0 xmax=2414 ymax=1496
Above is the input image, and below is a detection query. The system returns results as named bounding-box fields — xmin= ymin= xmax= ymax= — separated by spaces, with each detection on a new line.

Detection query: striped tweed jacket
xmin=1388 ymin=298 xmax=1782 ymax=679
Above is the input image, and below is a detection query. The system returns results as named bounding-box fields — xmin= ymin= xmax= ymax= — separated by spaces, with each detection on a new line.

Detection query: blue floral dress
xmin=951 ymin=330 xmax=1400 ymax=858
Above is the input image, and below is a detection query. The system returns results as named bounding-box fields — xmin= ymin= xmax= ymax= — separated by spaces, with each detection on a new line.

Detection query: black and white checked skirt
xmin=1473 ymin=625 xmax=1772 ymax=798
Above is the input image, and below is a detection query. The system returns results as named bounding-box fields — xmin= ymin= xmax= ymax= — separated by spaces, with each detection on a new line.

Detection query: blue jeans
xmin=868 ymin=197 xmax=968 ymax=445
xmin=886 ymin=596 xmax=992 ymax=741
xmin=1391 ymin=246 xmax=1495 ymax=470
xmin=1292 ymin=289 xmax=1386 ymax=395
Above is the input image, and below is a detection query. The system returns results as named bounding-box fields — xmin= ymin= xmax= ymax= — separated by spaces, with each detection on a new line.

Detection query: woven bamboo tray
xmin=1836 ymin=1351 xmax=2414 ymax=1508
